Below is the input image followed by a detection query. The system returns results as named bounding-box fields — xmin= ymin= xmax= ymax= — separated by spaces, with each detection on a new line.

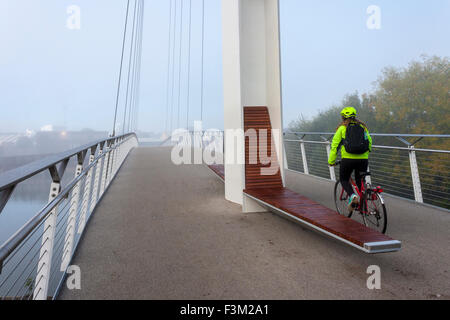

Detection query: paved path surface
xmin=59 ymin=147 xmax=449 ymax=299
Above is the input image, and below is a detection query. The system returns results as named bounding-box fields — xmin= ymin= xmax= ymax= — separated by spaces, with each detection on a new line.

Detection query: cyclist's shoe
xmin=347 ymin=194 xmax=359 ymax=213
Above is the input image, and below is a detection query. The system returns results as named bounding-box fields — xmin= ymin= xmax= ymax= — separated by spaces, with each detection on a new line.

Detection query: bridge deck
xmin=58 ymin=147 xmax=450 ymax=299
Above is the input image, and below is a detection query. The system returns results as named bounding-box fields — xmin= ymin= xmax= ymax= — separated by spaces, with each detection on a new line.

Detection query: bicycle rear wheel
xmin=362 ymin=192 xmax=387 ymax=234
xmin=334 ymin=180 xmax=352 ymax=217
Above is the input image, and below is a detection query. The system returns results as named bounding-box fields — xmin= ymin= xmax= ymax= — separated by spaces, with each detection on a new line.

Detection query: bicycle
xmin=331 ymin=160 xmax=387 ymax=234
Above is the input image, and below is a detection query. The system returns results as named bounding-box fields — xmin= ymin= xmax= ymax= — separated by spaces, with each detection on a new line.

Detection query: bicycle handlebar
xmin=329 ymin=160 xmax=341 ymax=167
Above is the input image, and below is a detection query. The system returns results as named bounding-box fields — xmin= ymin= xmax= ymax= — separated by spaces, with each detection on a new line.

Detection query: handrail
xmin=284 ymin=138 xmax=450 ymax=154
xmin=284 ymin=131 xmax=450 ymax=154
xmin=0 ymin=133 xmax=135 ymax=192
xmin=0 ymin=147 xmax=108 ymax=268
xmin=0 ymin=133 xmax=138 ymax=300
xmin=285 ymin=131 xmax=450 ymax=138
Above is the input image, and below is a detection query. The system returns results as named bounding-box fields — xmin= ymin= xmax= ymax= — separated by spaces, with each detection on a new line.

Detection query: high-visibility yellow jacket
xmin=328 ymin=123 xmax=372 ymax=165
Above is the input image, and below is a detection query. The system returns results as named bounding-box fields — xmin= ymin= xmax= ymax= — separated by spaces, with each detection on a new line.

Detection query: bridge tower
xmin=221 ymin=0 xmax=285 ymax=212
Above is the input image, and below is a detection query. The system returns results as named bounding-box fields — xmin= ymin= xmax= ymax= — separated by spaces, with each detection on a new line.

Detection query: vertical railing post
xmin=120 ymin=138 xmax=125 ymax=164
xmin=300 ymin=140 xmax=309 ymax=175
xmin=325 ymin=142 xmax=336 ymax=181
xmin=117 ymin=137 xmax=122 ymax=172
xmin=99 ymin=142 xmax=111 ymax=196
xmin=60 ymin=152 xmax=84 ymax=272
xmin=282 ymin=134 xmax=289 ymax=171
xmin=33 ymin=161 xmax=67 ymax=300
xmin=222 ymin=131 xmax=225 ymax=155
xmin=113 ymin=137 xmax=119 ymax=173
xmin=201 ymin=131 xmax=204 ymax=151
xmin=108 ymin=139 xmax=116 ymax=186
xmin=34 ymin=181 xmax=59 ymax=300
xmin=89 ymin=143 xmax=104 ymax=213
xmin=409 ymin=145 xmax=423 ymax=203
xmin=112 ymin=138 xmax=119 ymax=176
xmin=106 ymin=141 xmax=114 ymax=187
xmin=0 ymin=185 xmax=16 ymax=216
xmin=115 ymin=138 xmax=122 ymax=174
xmin=222 ymin=131 xmax=225 ymax=165
xmin=78 ymin=148 xmax=96 ymax=234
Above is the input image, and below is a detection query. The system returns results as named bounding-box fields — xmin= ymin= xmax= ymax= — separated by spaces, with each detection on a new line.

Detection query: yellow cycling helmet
xmin=341 ymin=107 xmax=357 ymax=119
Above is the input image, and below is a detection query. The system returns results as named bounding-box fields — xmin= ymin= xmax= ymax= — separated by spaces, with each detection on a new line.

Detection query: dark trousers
xmin=340 ymin=158 xmax=369 ymax=197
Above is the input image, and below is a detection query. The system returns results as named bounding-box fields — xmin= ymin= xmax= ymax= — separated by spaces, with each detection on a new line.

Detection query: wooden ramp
xmin=244 ymin=188 xmax=401 ymax=253
xmin=207 ymin=107 xmax=401 ymax=253
xmin=208 ymin=164 xmax=224 ymax=181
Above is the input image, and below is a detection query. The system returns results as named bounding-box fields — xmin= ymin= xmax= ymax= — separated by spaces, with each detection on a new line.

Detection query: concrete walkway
xmin=59 ymin=147 xmax=449 ymax=299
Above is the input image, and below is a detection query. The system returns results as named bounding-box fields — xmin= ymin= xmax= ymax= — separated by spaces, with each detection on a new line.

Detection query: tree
xmin=289 ymin=55 xmax=449 ymax=136
xmin=373 ymin=55 xmax=450 ymax=134
xmin=289 ymin=92 xmax=377 ymax=132
xmin=287 ymin=55 xmax=450 ymax=208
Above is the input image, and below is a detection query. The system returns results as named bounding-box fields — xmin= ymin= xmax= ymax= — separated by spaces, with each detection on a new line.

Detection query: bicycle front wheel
xmin=334 ymin=180 xmax=352 ymax=217
xmin=362 ymin=192 xmax=387 ymax=234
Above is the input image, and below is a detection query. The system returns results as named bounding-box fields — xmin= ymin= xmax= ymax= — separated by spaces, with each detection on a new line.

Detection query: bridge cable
xmin=112 ymin=0 xmax=131 ymax=137
xmin=122 ymin=0 xmax=139 ymax=135
xmin=128 ymin=0 xmax=141 ymax=133
xmin=127 ymin=0 xmax=140 ymax=133
xmin=135 ymin=0 xmax=145 ymax=131
xmin=133 ymin=0 xmax=145 ymax=132
xmin=176 ymin=0 xmax=184 ymax=129
xmin=170 ymin=0 xmax=178 ymax=134
xmin=200 ymin=0 xmax=205 ymax=123
xmin=122 ymin=1 xmax=135 ymax=134
xmin=128 ymin=0 xmax=143 ymax=132
xmin=164 ymin=0 xmax=173 ymax=134
xmin=186 ymin=0 xmax=192 ymax=130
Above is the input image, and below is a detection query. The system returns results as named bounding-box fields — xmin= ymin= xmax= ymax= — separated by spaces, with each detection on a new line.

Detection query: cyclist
xmin=328 ymin=107 xmax=372 ymax=212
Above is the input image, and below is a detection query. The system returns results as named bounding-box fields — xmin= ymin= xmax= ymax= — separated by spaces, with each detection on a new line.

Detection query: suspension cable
xmin=170 ymin=0 xmax=178 ymax=134
xmin=186 ymin=0 xmax=192 ymax=130
xmin=165 ymin=0 xmax=173 ymax=134
xmin=128 ymin=0 xmax=142 ymax=132
xmin=200 ymin=0 xmax=205 ymax=123
xmin=132 ymin=0 xmax=145 ymax=132
xmin=135 ymin=0 xmax=145 ymax=132
xmin=123 ymin=0 xmax=139 ymax=135
xmin=112 ymin=0 xmax=131 ymax=137
xmin=127 ymin=0 xmax=139 ymax=133
xmin=176 ymin=0 xmax=184 ymax=129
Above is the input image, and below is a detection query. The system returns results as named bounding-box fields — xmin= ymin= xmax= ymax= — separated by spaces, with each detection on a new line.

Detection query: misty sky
xmin=0 ymin=0 xmax=449 ymax=134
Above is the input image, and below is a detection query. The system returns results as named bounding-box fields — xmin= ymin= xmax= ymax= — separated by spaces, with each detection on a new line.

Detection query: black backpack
xmin=343 ymin=123 xmax=369 ymax=154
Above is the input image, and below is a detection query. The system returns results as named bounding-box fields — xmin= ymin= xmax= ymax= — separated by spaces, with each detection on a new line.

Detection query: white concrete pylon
xmin=221 ymin=0 xmax=284 ymax=211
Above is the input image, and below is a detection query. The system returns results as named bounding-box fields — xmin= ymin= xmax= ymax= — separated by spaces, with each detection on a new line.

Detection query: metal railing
xmin=169 ymin=130 xmax=224 ymax=153
xmin=159 ymin=129 xmax=449 ymax=209
xmin=0 ymin=133 xmax=138 ymax=300
xmin=284 ymin=132 xmax=450 ymax=210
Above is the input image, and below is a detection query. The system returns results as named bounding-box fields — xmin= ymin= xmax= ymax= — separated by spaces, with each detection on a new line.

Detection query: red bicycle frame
xmin=339 ymin=177 xmax=384 ymax=215
xmin=339 ymin=177 xmax=366 ymax=212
